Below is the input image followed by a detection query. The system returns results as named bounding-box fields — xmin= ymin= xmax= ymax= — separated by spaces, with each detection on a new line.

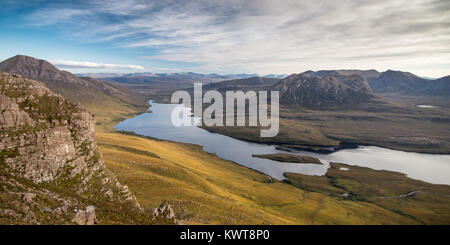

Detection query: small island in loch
xmin=252 ymin=153 xmax=322 ymax=164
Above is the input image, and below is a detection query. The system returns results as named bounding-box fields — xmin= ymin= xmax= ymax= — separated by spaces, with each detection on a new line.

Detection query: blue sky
xmin=1 ymin=0 xmax=449 ymax=77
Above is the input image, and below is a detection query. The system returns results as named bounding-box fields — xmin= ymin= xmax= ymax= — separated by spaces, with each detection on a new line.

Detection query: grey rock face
xmin=72 ymin=206 xmax=97 ymax=225
xmin=153 ymin=203 xmax=176 ymax=220
xmin=0 ymin=73 xmax=98 ymax=184
xmin=0 ymin=73 xmax=140 ymax=224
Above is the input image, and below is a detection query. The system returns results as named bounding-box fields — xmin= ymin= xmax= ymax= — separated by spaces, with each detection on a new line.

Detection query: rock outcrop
xmin=72 ymin=206 xmax=97 ymax=225
xmin=0 ymin=72 xmax=140 ymax=224
xmin=153 ymin=203 xmax=176 ymax=221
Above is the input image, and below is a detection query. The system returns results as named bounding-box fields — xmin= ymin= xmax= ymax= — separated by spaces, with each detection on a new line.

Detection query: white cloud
xmin=50 ymin=60 xmax=144 ymax=70
xmin=24 ymin=0 xmax=450 ymax=77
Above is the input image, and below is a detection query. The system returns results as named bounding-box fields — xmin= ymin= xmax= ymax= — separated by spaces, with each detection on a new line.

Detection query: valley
xmin=110 ymin=100 xmax=450 ymax=224
xmin=105 ymin=71 xmax=450 ymax=154
xmin=1 ymin=55 xmax=449 ymax=225
xmin=95 ymin=131 xmax=418 ymax=224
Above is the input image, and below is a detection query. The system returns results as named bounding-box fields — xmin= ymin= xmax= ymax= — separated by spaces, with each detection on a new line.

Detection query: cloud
xmin=16 ymin=0 xmax=450 ymax=76
xmin=50 ymin=60 xmax=144 ymax=70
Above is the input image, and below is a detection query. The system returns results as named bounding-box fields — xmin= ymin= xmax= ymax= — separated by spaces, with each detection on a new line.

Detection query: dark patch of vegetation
xmin=253 ymin=153 xmax=322 ymax=164
xmin=98 ymin=143 xmax=160 ymax=159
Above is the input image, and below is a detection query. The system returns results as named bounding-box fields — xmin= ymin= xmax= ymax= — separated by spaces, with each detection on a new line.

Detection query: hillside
xmin=203 ymin=77 xmax=280 ymax=91
xmin=271 ymin=74 xmax=374 ymax=108
xmin=301 ymin=69 xmax=381 ymax=80
xmin=426 ymin=75 xmax=450 ymax=96
xmin=0 ymin=73 xmax=170 ymax=224
xmin=0 ymin=55 xmax=149 ymax=129
xmin=96 ymin=131 xmax=417 ymax=224
xmin=284 ymin=162 xmax=450 ymax=224
xmin=301 ymin=69 xmax=450 ymax=97
xmin=367 ymin=70 xmax=430 ymax=94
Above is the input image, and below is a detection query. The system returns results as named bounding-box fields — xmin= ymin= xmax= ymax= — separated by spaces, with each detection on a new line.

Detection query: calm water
xmin=115 ymin=101 xmax=450 ymax=185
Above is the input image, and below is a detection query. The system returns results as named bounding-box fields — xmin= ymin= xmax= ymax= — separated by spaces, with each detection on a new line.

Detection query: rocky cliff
xmin=0 ymin=72 xmax=152 ymax=224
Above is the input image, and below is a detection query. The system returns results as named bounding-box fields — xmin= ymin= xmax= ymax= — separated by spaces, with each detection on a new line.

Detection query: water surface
xmin=115 ymin=101 xmax=450 ymax=185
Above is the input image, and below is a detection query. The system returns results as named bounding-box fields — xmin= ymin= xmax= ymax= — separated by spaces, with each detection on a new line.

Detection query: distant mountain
xmin=79 ymin=72 xmax=287 ymax=87
xmin=426 ymin=75 xmax=450 ymax=96
xmin=271 ymin=74 xmax=374 ymax=108
xmin=75 ymin=72 xmax=126 ymax=78
xmin=83 ymin=72 xmax=255 ymax=84
xmin=0 ymin=55 xmax=148 ymax=119
xmin=301 ymin=70 xmax=341 ymax=77
xmin=203 ymin=77 xmax=280 ymax=91
xmin=366 ymin=70 xmax=429 ymax=94
xmin=301 ymin=69 xmax=381 ymax=80
xmin=91 ymin=72 xmax=228 ymax=87
xmin=225 ymin=73 xmax=259 ymax=79
xmin=301 ymin=69 xmax=450 ymax=96
xmin=263 ymin=74 xmax=287 ymax=79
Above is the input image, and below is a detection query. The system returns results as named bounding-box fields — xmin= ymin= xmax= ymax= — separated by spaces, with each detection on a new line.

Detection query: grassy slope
xmin=284 ymin=163 xmax=450 ymax=224
xmin=87 ymin=95 xmax=443 ymax=224
xmin=39 ymin=79 xmax=150 ymax=132
xmin=96 ymin=132 xmax=417 ymax=224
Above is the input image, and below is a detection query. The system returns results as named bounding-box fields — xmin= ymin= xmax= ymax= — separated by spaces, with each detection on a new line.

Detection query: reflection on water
xmin=115 ymin=101 xmax=450 ymax=185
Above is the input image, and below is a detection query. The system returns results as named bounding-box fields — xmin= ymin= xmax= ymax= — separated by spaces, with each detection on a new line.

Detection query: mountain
xmin=83 ymin=72 xmax=287 ymax=85
xmin=0 ymin=72 xmax=159 ymax=224
xmin=74 ymin=72 xmax=126 ymax=78
xmin=301 ymin=69 xmax=450 ymax=96
xmin=367 ymin=70 xmax=429 ymax=94
xmin=301 ymin=69 xmax=381 ymax=80
xmin=271 ymin=74 xmax=374 ymax=108
xmin=367 ymin=70 xmax=450 ymax=96
xmin=428 ymin=75 xmax=450 ymax=96
xmin=263 ymin=74 xmax=287 ymax=79
xmin=89 ymin=72 xmax=253 ymax=85
xmin=0 ymin=55 xmax=149 ymax=124
xmin=203 ymin=76 xmax=280 ymax=91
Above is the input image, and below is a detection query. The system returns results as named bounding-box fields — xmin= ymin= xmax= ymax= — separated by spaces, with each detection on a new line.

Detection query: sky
xmin=0 ymin=0 xmax=449 ymax=77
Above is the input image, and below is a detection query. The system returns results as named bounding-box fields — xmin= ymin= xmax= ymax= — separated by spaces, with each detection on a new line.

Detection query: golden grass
xmin=96 ymin=132 xmax=417 ymax=224
xmin=284 ymin=163 xmax=450 ymax=224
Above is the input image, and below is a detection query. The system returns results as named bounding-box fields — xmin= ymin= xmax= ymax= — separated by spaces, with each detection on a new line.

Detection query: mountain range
xmin=77 ymin=72 xmax=286 ymax=85
xmin=2 ymin=56 xmax=448 ymax=112
xmin=82 ymin=68 xmax=449 ymax=99
xmin=301 ymin=69 xmax=449 ymax=96
xmin=202 ymin=76 xmax=280 ymax=91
